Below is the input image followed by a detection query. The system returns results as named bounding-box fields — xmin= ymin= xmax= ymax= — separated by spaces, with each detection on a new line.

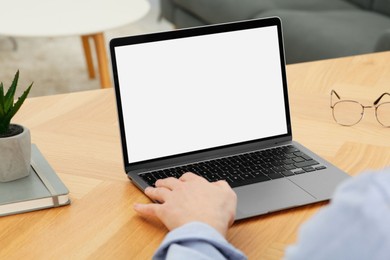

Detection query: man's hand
xmin=134 ymin=172 xmax=237 ymax=237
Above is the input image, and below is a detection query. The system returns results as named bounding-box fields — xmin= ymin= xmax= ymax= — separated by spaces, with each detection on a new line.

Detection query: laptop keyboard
xmin=139 ymin=145 xmax=326 ymax=188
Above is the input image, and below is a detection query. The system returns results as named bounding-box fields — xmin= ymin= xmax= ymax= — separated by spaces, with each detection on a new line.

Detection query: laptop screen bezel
xmin=110 ymin=17 xmax=292 ymax=173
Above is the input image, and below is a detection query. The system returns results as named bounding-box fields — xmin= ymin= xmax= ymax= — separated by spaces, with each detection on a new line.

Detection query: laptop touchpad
xmin=234 ymin=179 xmax=315 ymax=219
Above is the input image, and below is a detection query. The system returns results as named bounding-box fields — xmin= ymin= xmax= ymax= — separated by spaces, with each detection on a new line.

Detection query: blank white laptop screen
xmin=115 ymin=25 xmax=287 ymax=163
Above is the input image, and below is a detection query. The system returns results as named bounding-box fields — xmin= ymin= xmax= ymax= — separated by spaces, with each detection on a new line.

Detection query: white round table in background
xmin=0 ymin=0 xmax=150 ymax=88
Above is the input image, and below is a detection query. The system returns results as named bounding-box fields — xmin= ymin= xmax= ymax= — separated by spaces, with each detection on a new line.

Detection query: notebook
xmin=109 ymin=17 xmax=350 ymax=220
xmin=0 ymin=144 xmax=70 ymax=217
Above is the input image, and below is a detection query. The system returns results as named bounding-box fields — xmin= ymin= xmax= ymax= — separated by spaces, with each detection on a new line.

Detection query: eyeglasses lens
xmin=333 ymin=101 xmax=363 ymax=126
xmin=376 ymin=102 xmax=390 ymax=127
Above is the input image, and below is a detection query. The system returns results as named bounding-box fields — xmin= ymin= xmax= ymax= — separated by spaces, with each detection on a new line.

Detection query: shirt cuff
xmin=153 ymin=222 xmax=246 ymax=260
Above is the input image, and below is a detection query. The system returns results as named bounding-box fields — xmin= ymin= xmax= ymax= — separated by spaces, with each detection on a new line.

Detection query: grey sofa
xmin=160 ymin=0 xmax=390 ymax=63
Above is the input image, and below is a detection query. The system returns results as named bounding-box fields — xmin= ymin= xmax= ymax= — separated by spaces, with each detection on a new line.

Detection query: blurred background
xmin=0 ymin=0 xmax=172 ymax=97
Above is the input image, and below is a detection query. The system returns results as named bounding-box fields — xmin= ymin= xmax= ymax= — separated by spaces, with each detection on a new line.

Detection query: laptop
xmin=109 ymin=17 xmax=349 ymax=220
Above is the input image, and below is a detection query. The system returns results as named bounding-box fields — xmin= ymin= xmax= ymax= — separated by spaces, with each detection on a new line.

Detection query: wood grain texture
xmin=1 ymin=51 xmax=390 ymax=259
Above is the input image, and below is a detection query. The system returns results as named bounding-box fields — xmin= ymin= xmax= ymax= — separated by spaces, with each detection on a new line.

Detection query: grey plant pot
xmin=0 ymin=125 xmax=31 ymax=182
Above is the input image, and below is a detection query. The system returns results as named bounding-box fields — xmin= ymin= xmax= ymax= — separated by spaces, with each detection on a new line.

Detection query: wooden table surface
xmin=2 ymin=51 xmax=390 ymax=259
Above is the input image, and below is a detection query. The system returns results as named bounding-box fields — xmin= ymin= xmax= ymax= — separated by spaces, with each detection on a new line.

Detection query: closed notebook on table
xmin=0 ymin=144 xmax=70 ymax=217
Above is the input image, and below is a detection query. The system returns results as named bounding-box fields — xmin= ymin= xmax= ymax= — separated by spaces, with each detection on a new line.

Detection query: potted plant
xmin=0 ymin=71 xmax=33 ymax=182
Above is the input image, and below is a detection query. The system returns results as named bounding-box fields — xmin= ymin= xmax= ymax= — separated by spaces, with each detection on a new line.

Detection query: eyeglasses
xmin=330 ymin=90 xmax=390 ymax=127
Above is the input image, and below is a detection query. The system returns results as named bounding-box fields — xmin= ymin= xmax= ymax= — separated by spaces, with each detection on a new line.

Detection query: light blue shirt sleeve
xmin=153 ymin=222 xmax=247 ymax=260
xmin=285 ymin=169 xmax=390 ymax=260
xmin=154 ymin=169 xmax=390 ymax=260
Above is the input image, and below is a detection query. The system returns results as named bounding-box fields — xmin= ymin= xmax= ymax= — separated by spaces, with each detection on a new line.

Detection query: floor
xmin=0 ymin=0 xmax=173 ymax=97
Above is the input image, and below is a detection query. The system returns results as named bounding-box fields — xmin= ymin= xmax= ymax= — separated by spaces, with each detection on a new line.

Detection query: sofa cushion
xmin=257 ymin=9 xmax=390 ymax=63
xmin=375 ymin=30 xmax=390 ymax=51
xmin=345 ymin=0 xmax=374 ymax=9
xmin=173 ymin=0 xmax=359 ymax=24
xmin=372 ymin=0 xmax=390 ymax=16
xmin=174 ymin=8 xmax=206 ymax=28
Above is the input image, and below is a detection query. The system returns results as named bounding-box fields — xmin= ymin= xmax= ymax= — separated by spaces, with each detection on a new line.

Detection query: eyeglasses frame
xmin=330 ymin=90 xmax=390 ymax=127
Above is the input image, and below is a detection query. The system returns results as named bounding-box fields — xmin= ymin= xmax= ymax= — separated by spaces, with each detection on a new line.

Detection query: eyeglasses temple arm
xmin=373 ymin=92 xmax=390 ymax=105
xmin=330 ymin=89 xmax=341 ymax=108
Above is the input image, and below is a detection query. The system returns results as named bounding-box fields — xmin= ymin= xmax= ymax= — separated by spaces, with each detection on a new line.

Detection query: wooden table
xmin=0 ymin=0 xmax=150 ymax=89
xmin=2 ymin=51 xmax=390 ymax=259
